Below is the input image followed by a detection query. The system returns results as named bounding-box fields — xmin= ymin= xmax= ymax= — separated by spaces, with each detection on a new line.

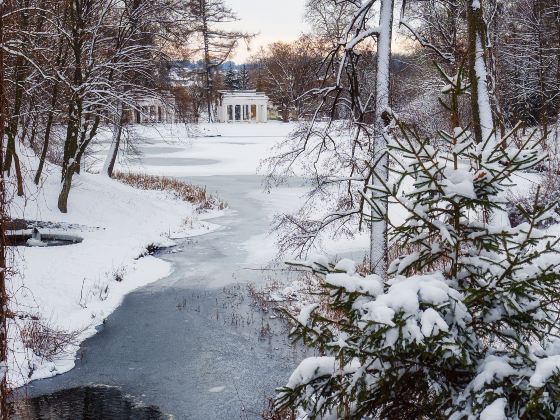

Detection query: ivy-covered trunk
xmin=57 ymin=161 xmax=77 ymax=214
xmin=58 ymin=101 xmax=80 ymax=213
xmin=57 ymin=107 xmax=99 ymax=213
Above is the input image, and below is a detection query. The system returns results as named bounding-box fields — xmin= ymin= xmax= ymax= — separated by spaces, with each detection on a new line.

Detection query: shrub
xmin=113 ymin=172 xmax=226 ymax=211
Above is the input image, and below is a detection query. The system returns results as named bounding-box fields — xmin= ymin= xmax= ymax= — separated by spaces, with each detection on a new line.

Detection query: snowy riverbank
xmin=8 ymin=149 xmax=224 ymax=387
xmin=8 ymin=121 xmax=375 ymax=389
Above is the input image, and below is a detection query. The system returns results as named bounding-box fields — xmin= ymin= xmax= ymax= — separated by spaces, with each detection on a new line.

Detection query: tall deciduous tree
xmin=58 ymin=0 xmax=174 ymax=210
xmin=33 ymin=0 xmax=69 ymax=185
xmin=187 ymin=0 xmax=250 ymax=121
xmin=370 ymin=0 xmax=395 ymax=278
xmin=265 ymin=0 xmax=396 ymax=275
xmin=252 ymin=36 xmax=322 ymax=122
xmin=102 ymin=0 xmax=173 ymax=178
xmin=305 ymin=0 xmax=355 ymax=46
xmin=0 ymin=2 xmax=9 ymax=417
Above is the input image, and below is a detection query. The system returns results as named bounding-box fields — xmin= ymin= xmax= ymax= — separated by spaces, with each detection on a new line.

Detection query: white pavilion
xmin=125 ymin=92 xmax=176 ymax=124
xmin=216 ymin=90 xmax=269 ymax=123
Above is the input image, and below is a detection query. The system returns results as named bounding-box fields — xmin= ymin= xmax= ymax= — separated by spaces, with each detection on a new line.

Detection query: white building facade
xmin=125 ymin=93 xmax=176 ymax=124
xmin=216 ymin=90 xmax=269 ymax=123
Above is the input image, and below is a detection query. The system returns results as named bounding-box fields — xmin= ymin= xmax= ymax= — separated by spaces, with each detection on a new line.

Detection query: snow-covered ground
xmin=92 ymin=122 xmax=295 ymax=177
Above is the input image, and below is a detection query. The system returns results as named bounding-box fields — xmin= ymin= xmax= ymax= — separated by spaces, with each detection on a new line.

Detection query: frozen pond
xmin=16 ymin=172 xmax=310 ymax=418
xmin=136 ymin=157 xmax=220 ymax=167
xmin=135 ymin=146 xmax=185 ymax=155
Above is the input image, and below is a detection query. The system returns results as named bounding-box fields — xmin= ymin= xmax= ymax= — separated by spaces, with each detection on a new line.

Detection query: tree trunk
xmin=0 ymin=0 xmax=10 ymax=415
xmin=369 ymin=0 xmax=394 ymax=279
xmin=281 ymin=106 xmax=289 ymax=123
xmin=5 ymin=135 xmax=23 ymax=196
xmin=35 ymin=0 xmax=67 ymax=184
xmin=34 ymin=109 xmax=55 ymax=185
xmin=58 ymin=162 xmax=76 ymax=213
xmin=58 ymin=110 xmax=99 ymax=213
xmin=35 ymin=74 xmax=61 ymax=185
xmin=28 ymin=113 xmax=38 ymax=150
xmin=4 ymin=54 xmax=25 ymax=196
xmin=466 ymin=0 xmax=493 ymax=145
xmin=103 ymin=102 xmax=125 ymax=177
xmin=466 ymin=0 xmax=509 ymax=228
xmin=3 ymin=4 xmax=29 ymax=197
xmin=201 ymin=0 xmax=213 ymax=123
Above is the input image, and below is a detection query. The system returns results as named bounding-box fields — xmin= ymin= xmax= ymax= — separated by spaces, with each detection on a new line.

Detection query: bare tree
xmin=187 ymin=0 xmax=251 ymax=122
xmin=2 ymin=0 xmax=40 ymax=197
xmin=102 ymin=0 xmax=167 ymax=178
xmin=265 ymin=0 xmax=396 ymax=277
xmin=252 ymin=36 xmax=323 ymax=122
xmin=0 ymin=0 xmax=9 ymax=416
xmin=57 ymin=0 xmax=177 ymax=210
xmin=34 ymin=0 xmax=69 ymax=185
xmin=369 ymin=0 xmax=395 ymax=278
xmin=305 ymin=0 xmax=355 ymax=46
xmin=497 ymin=0 xmax=560 ymax=133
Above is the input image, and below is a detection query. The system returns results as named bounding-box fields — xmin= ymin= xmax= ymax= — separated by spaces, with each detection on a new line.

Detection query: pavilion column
xmin=257 ymin=104 xmax=266 ymax=123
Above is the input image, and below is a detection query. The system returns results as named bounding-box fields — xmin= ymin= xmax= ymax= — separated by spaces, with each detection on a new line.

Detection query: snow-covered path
xmin=16 ymin=124 xmax=312 ymax=418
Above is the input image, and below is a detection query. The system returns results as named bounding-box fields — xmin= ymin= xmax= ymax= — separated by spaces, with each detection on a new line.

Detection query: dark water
xmin=7 ymin=233 xmax=83 ymax=247
xmin=15 ymin=175 xmax=310 ymax=419
xmin=10 ymin=386 xmax=165 ymax=419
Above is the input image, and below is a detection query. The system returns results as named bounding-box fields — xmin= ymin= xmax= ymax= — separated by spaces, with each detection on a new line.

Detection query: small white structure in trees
xmin=216 ymin=90 xmax=269 ymax=123
xmin=125 ymin=93 xmax=177 ymax=124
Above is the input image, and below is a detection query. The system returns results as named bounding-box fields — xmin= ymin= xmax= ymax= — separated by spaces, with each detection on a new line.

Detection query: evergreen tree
xmin=238 ymin=64 xmax=250 ymax=90
xmin=276 ymin=66 xmax=560 ymax=419
xmin=224 ymin=63 xmax=239 ymax=90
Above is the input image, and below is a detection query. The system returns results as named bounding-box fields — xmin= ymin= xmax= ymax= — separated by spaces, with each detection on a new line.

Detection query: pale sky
xmin=224 ymin=0 xmax=310 ymax=63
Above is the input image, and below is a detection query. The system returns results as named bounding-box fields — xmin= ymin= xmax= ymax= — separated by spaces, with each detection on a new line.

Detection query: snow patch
xmin=286 ymin=357 xmax=337 ymax=389
xmin=529 ymin=355 xmax=560 ymax=388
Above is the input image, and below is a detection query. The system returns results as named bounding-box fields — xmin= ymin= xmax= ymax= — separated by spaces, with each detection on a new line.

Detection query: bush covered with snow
xmin=276 ymin=72 xmax=560 ymax=419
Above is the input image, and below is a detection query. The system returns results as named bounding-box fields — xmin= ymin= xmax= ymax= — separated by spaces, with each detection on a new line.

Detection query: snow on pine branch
xmin=278 ymin=66 xmax=560 ymax=418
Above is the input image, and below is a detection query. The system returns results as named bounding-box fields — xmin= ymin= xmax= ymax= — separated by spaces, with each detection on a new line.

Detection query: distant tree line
xmin=244 ymin=0 xmax=560 ymax=132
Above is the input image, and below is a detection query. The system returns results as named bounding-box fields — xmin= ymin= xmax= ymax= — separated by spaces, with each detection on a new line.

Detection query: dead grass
xmin=20 ymin=316 xmax=81 ymax=363
xmin=113 ymin=171 xmax=226 ymax=212
xmin=248 ymin=269 xmax=346 ymax=328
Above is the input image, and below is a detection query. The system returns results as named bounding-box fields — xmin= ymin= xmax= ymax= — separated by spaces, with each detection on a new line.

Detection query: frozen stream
xmin=15 ymin=173 xmax=310 ymax=418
